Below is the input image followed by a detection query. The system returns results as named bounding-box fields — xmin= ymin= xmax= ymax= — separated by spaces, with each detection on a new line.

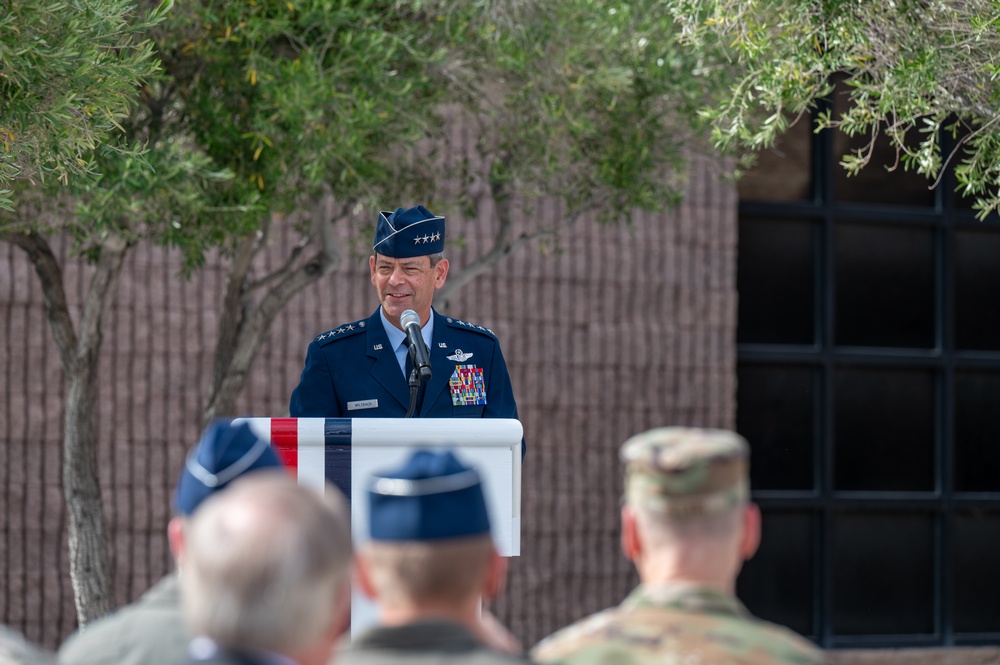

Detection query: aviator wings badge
xmin=446 ymin=349 xmax=474 ymax=362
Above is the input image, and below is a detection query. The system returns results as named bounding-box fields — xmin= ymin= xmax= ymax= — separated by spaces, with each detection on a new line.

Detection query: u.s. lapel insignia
xmin=438 ymin=342 xmax=448 ymax=348
xmin=447 ymin=349 xmax=473 ymax=362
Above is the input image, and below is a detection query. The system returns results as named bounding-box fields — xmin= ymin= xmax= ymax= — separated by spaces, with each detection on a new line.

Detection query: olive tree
xmin=664 ymin=0 xmax=1000 ymax=217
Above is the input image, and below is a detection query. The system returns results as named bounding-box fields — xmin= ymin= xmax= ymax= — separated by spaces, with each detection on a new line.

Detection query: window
xmin=734 ymin=92 xmax=1000 ymax=648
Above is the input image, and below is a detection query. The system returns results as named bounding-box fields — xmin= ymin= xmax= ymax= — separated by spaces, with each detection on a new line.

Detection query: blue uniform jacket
xmin=289 ymin=308 xmax=523 ymax=454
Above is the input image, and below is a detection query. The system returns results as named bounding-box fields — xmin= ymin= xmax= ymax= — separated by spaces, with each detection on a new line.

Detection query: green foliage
xmin=663 ymin=0 xmax=1000 ymax=218
xmin=158 ymin=1 xmax=450 ymax=220
xmin=433 ymin=0 xmax=732 ymax=223
xmin=4 ymin=0 xmax=738 ymax=263
xmin=0 ymin=0 xmax=167 ymax=212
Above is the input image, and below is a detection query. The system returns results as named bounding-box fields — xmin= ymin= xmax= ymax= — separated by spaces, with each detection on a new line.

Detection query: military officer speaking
xmin=289 ymin=205 xmax=523 ymax=453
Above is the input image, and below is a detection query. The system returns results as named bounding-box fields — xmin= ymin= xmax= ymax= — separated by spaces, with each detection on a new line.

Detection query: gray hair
xmin=180 ymin=473 xmax=352 ymax=652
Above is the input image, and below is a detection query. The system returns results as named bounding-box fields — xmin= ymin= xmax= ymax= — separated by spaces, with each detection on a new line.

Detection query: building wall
xmin=0 ymin=153 xmax=738 ymax=650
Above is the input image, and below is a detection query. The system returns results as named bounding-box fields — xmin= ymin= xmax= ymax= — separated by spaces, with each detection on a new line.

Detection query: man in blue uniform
xmin=289 ymin=205 xmax=523 ymax=454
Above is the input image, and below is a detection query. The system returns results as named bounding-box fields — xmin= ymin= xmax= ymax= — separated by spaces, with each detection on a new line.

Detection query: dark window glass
xmin=831 ymin=80 xmax=935 ymax=207
xmin=834 ymin=367 xmax=935 ymax=491
xmin=737 ymin=511 xmax=815 ymax=637
xmin=954 ymin=229 xmax=1000 ymax=350
xmin=832 ymin=511 xmax=934 ymax=635
xmin=737 ymin=364 xmax=815 ymax=490
xmin=954 ymin=371 xmax=1000 ymax=492
xmin=738 ymin=117 xmax=813 ymax=202
xmin=835 ymin=222 xmax=935 ymax=348
xmin=954 ymin=510 xmax=1000 ymax=633
xmin=738 ymin=218 xmax=815 ymax=344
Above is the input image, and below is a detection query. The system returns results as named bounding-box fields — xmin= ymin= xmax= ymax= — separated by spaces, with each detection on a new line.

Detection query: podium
xmin=232 ymin=417 xmax=523 ymax=634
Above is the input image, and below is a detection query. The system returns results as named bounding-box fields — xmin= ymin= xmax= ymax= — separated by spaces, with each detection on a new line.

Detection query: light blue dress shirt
xmin=379 ymin=307 xmax=434 ymax=379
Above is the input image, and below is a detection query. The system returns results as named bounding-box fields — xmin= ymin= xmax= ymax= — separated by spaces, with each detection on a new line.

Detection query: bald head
xmin=179 ymin=473 xmax=352 ymax=655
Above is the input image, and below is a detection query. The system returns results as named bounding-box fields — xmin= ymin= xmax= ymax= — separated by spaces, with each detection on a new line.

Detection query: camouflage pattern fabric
xmin=621 ymin=427 xmax=750 ymax=519
xmin=531 ymin=583 xmax=824 ymax=665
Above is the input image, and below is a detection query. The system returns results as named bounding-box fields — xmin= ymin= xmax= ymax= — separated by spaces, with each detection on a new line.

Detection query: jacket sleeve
xmin=289 ymin=342 xmax=342 ymax=417
xmin=483 ymin=338 xmax=526 ymax=459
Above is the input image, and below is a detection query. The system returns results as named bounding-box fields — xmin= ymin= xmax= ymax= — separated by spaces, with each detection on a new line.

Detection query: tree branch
xmin=1 ymin=230 xmax=79 ymax=371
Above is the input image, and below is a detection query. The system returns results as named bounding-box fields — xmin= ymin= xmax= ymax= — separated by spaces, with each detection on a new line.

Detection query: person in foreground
xmin=288 ymin=205 xmax=523 ymax=456
xmin=58 ymin=420 xmax=285 ymax=665
xmin=339 ymin=448 xmax=529 ymax=665
xmin=0 ymin=624 xmax=57 ymax=665
xmin=178 ymin=473 xmax=353 ymax=665
xmin=531 ymin=427 xmax=824 ymax=665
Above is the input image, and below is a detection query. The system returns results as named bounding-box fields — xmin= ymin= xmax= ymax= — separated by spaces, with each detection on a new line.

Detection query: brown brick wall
xmin=0 ymin=153 xmax=737 ymax=650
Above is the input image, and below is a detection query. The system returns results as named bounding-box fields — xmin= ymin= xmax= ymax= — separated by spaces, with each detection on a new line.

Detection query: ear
xmin=167 ymin=516 xmax=186 ymax=564
xmin=354 ymin=553 xmax=378 ymax=600
xmin=620 ymin=505 xmax=642 ymax=563
xmin=740 ymin=503 xmax=762 ymax=561
xmin=369 ymin=255 xmax=377 ymax=286
xmin=434 ymin=258 xmax=449 ymax=288
xmin=482 ymin=549 xmax=508 ymax=600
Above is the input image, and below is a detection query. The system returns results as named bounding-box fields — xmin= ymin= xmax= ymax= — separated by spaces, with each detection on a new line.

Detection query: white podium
xmin=232 ymin=417 xmax=523 ymax=635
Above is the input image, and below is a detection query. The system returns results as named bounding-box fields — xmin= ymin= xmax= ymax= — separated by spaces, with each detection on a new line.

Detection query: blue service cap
xmin=368 ymin=449 xmax=491 ymax=541
xmin=173 ymin=420 xmax=284 ymax=516
xmin=372 ymin=205 xmax=445 ymax=258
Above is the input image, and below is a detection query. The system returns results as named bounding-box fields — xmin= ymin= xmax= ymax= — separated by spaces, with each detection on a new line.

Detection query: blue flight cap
xmin=368 ymin=449 xmax=491 ymax=541
xmin=372 ymin=205 xmax=445 ymax=258
xmin=173 ymin=420 xmax=284 ymax=516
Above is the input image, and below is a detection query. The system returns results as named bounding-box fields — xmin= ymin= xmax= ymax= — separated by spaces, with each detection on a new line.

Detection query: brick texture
xmin=0 ymin=153 xmax=737 ymax=650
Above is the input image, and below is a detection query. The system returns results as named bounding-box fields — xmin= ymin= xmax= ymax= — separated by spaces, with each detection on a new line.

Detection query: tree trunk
xmin=3 ymin=229 xmax=129 ymax=624
xmin=63 ymin=358 xmax=116 ymax=624
xmin=203 ymin=199 xmax=343 ymax=425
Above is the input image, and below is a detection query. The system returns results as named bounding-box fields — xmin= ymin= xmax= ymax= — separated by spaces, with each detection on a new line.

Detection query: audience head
xmin=618 ymin=427 xmax=760 ymax=590
xmin=173 ymin=420 xmax=285 ymax=516
xmin=360 ymin=449 xmax=500 ymax=611
xmin=178 ymin=474 xmax=352 ymax=663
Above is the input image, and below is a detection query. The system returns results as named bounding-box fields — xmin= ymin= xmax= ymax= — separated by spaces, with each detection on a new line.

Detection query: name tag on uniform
xmin=348 ymin=399 xmax=379 ymax=411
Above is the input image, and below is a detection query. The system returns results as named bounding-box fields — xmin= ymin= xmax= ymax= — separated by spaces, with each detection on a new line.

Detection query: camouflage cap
xmin=621 ymin=427 xmax=750 ymax=518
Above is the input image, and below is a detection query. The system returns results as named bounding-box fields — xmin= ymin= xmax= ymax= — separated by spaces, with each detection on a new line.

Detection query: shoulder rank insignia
xmin=445 ymin=317 xmax=496 ymax=338
xmin=447 ymin=349 xmax=474 ymax=362
xmin=315 ymin=320 xmax=365 ymax=346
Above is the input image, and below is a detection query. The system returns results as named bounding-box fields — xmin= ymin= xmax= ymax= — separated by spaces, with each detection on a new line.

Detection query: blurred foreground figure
xmin=0 ymin=624 xmax=56 ymax=665
xmin=532 ymin=427 xmax=824 ymax=665
xmin=179 ymin=473 xmax=352 ymax=665
xmin=59 ymin=421 xmax=285 ymax=665
xmin=340 ymin=449 xmax=530 ymax=665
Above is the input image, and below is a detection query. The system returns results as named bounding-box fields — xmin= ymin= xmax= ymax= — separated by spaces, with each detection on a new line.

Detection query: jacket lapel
xmin=366 ymin=309 xmax=410 ymax=409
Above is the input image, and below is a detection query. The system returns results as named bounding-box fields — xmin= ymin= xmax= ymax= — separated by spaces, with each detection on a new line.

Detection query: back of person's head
xmin=173 ymin=419 xmax=285 ymax=516
xmin=179 ymin=473 xmax=352 ymax=654
xmin=363 ymin=448 xmax=496 ymax=606
xmin=619 ymin=427 xmax=757 ymax=581
xmin=0 ymin=625 xmax=56 ymax=665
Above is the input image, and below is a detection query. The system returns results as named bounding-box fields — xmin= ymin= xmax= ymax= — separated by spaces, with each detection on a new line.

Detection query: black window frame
xmin=736 ymin=98 xmax=1000 ymax=648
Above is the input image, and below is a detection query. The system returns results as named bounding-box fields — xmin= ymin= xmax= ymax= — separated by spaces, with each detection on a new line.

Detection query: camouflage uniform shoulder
xmin=313 ymin=319 xmax=368 ymax=347
xmin=532 ymin=593 xmax=824 ymax=665
xmin=443 ymin=315 xmax=498 ymax=340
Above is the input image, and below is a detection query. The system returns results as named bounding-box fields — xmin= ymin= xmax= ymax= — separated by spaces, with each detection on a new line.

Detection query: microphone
xmin=400 ymin=309 xmax=432 ymax=382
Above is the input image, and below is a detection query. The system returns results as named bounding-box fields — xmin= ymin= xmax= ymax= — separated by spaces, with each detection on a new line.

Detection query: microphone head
xmin=400 ymin=309 xmax=421 ymax=329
